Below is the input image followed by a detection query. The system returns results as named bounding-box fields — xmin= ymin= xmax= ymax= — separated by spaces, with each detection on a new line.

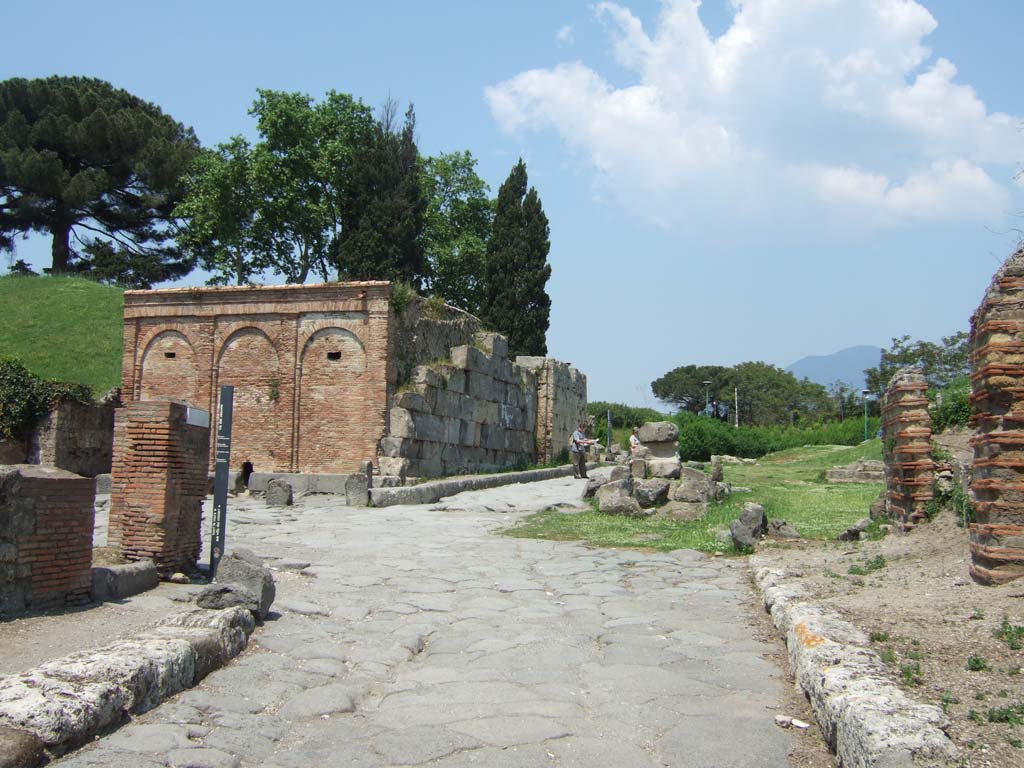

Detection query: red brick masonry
xmin=109 ymin=401 xmax=210 ymax=576
xmin=0 ymin=465 xmax=94 ymax=616
xmin=882 ymin=368 xmax=934 ymax=529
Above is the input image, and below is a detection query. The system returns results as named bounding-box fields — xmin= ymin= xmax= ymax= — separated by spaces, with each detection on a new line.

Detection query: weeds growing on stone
xmin=995 ymin=616 xmax=1024 ymax=650
xmin=880 ymin=647 xmax=897 ymax=664
xmin=900 ymin=661 xmax=923 ymax=686
xmin=967 ymin=654 xmax=990 ymax=672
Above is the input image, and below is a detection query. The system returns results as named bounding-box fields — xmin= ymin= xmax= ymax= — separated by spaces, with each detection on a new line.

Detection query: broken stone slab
xmin=634 ymin=478 xmax=671 ymax=508
xmin=0 ymin=725 xmax=45 ymax=768
xmin=196 ymin=583 xmax=261 ymax=616
xmin=658 ymin=501 xmax=706 ymax=521
xmin=710 ymin=455 xmax=724 ymax=483
xmin=596 ymin=479 xmax=648 ymax=517
xmin=672 ymin=467 xmax=712 ymax=503
xmin=265 ymin=478 xmax=293 ymax=507
xmin=582 ymin=465 xmax=630 ymax=498
xmin=643 ymin=440 xmax=680 ymax=460
xmin=767 ymin=519 xmax=801 ymax=540
xmin=629 ymin=458 xmax=647 ymax=479
xmin=0 ymin=607 xmax=254 ymax=756
xmin=647 ymin=457 xmax=681 ymax=479
xmin=729 ymin=502 xmax=767 ymax=550
xmin=91 ymin=558 xmax=159 ymax=602
xmin=838 ymin=517 xmax=872 ymax=542
xmin=751 ymin=562 xmax=959 ymax=768
xmin=214 ymin=553 xmax=275 ymax=621
xmin=638 ymin=421 xmax=679 ymax=443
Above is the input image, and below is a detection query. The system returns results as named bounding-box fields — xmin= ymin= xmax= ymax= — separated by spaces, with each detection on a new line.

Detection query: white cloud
xmin=486 ymin=0 xmax=1024 ymax=231
xmin=556 ymin=24 xmax=575 ymax=44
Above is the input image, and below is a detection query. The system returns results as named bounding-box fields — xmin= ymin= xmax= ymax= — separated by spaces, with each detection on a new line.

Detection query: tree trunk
xmin=50 ymin=221 xmax=72 ymax=273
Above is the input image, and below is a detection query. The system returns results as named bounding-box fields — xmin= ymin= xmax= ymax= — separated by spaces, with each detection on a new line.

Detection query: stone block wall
xmin=969 ymin=245 xmax=1024 ymax=584
xmin=382 ymin=334 xmax=538 ymax=477
xmin=28 ymin=400 xmax=115 ymax=477
xmin=109 ymin=401 xmax=210 ymax=576
xmin=389 ymin=297 xmax=481 ymax=387
xmin=881 ymin=368 xmax=934 ymax=529
xmin=0 ymin=465 xmax=94 ymax=617
xmin=517 ymin=357 xmax=588 ymax=464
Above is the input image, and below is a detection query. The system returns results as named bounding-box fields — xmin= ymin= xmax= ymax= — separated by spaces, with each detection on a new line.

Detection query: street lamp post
xmin=703 ymin=381 xmax=712 ymax=417
xmin=862 ymin=389 xmax=870 ymax=441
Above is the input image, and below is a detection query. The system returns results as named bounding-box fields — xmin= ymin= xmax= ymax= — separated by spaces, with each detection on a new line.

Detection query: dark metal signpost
xmin=209 ymin=385 xmax=234 ymax=579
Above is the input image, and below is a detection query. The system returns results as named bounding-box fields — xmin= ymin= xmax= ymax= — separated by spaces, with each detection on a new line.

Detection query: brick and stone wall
xmin=390 ymin=297 xmax=481 ymax=387
xmin=881 ymin=368 xmax=934 ymax=529
xmin=382 ymin=334 xmax=538 ymax=478
xmin=0 ymin=465 xmax=94 ymax=617
xmin=28 ymin=400 xmax=115 ymax=477
xmin=109 ymin=401 xmax=210 ymax=576
xmin=969 ymin=245 xmax=1024 ymax=584
xmin=517 ymin=357 xmax=588 ymax=464
xmin=121 ymin=282 xmax=391 ymax=475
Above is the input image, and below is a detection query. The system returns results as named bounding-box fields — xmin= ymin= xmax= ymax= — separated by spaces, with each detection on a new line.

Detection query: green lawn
xmin=503 ymin=441 xmax=883 ymax=553
xmin=0 ymin=275 xmax=124 ymax=394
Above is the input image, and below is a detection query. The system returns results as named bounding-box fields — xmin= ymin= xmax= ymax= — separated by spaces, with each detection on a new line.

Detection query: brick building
xmin=121 ymin=282 xmax=586 ymax=478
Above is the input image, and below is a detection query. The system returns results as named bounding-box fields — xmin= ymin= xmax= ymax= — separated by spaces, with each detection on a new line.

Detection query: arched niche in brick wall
xmin=216 ymin=328 xmax=284 ymax=472
xmin=139 ymin=330 xmax=199 ymax=406
xmin=298 ymin=327 xmax=367 ymax=473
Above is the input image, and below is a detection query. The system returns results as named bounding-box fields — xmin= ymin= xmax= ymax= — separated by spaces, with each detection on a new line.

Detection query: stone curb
xmin=750 ymin=558 xmax=959 ymax=768
xmin=0 ymin=606 xmax=256 ymax=766
xmin=91 ymin=558 xmax=159 ymax=602
xmin=370 ymin=463 xmax=595 ymax=507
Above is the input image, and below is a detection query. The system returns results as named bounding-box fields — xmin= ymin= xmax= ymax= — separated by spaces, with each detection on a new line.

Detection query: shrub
xmin=930 ymin=377 xmax=971 ymax=433
xmin=0 ymin=357 xmax=92 ymax=440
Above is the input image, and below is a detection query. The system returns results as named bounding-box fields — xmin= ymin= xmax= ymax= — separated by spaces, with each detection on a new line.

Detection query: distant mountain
xmin=786 ymin=345 xmax=883 ymax=391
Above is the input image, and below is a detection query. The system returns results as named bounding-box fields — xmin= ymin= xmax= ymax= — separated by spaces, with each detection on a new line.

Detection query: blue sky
xmin=3 ymin=1 xmax=1022 ymax=406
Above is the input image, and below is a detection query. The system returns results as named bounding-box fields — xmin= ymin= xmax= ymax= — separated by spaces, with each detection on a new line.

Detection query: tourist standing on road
xmin=629 ymin=426 xmax=642 ymax=454
xmin=570 ymin=422 xmax=593 ymax=479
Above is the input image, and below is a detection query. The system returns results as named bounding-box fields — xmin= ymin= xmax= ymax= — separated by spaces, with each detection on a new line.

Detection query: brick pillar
xmin=109 ymin=401 xmax=210 ymax=577
xmin=969 ymin=245 xmax=1024 ymax=584
xmin=1 ymin=465 xmax=94 ymax=616
xmin=881 ymin=368 xmax=934 ymax=530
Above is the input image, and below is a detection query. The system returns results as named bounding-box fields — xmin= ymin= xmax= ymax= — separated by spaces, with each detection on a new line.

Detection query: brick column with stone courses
xmin=881 ymin=368 xmax=934 ymax=530
xmin=109 ymin=401 xmax=210 ymax=576
xmin=0 ymin=465 xmax=95 ymax=616
xmin=969 ymin=245 xmax=1024 ymax=584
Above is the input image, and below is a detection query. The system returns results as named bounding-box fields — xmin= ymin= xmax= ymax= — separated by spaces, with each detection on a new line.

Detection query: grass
xmin=996 ymin=616 xmax=1024 ymax=651
xmin=0 ymin=275 xmax=123 ymax=394
xmin=503 ymin=441 xmax=884 ymax=553
xmin=849 ymin=555 xmax=887 ymax=575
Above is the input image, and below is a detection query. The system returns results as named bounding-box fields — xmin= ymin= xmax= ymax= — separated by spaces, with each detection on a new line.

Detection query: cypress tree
xmin=481 ymin=159 xmax=551 ymax=357
xmin=336 ymin=101 xmax=425 ymax=287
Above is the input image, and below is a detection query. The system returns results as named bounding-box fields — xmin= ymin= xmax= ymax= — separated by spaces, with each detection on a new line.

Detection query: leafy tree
xmin=864 ymin=332 xmax=969 ymax=393
xmin=8 ymin=258 xmax=36 ymax=276
xmin=0 ymin=76 xmax=199 ymax=283
xmin=337 ymin=100 xmax=426 ymax=286
xmin=421 ymin=150 xmax=493 ymax=315
xmin=175 ymin=137 xmax=260 ymax=285
xmin=651 ymin=364 xmax=731 ymax=413
xmin=250 ymin=89 xmax=374 ymax=283
xmin=480 ymin=159 xmax=552 ymax=356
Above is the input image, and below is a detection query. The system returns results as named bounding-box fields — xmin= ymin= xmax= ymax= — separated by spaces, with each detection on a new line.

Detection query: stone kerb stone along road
xmin=55 ymin=478 xmax=794 ymax=768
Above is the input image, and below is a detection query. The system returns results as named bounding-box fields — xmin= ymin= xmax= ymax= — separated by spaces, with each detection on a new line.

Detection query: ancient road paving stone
xmin=56 ymin=478 xmax=793 ymax=767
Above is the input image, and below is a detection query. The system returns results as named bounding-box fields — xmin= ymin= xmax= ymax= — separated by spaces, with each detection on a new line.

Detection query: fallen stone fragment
xmin=0 ymin=725 xmax=45 ymax=768
xmin=767 ymin=520 xmax=800 ymax=540
xmin=197 ymin=584 xmax=261 ymax=615
xmin=729 ymin=502 xmax=767 ymax=550
xmin=634 ymin=478 xmax=670 ymax=508
xmin=215 ymin=552 xmax=276 ymax=620
xmin=596 ymin=479 xmax=647 ymax=517
xmin=837 ymin=517 xmax=872 ymax=542
xmin=265 ymin=478 xmax=293 ymax=507
xmin=659 ymin=501 xmax=706 ymax=522
xmin=672 ymin=467 xmax=712 ymax=503
xmin=774 ymin=715 xmax=792 ymax=728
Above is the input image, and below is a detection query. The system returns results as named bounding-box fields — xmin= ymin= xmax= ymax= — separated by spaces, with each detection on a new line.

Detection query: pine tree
xmin=336 ymin=101 xmax=425 ymax=287
xmin=0 ymin=76 xmax=199 ymax=283
xmin=481 ymin=159 xmax=551 ymax=357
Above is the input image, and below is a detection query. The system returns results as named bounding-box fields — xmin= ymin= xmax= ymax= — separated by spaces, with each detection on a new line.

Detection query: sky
xmin=3 ymin=0 xmax=1022 ymax=407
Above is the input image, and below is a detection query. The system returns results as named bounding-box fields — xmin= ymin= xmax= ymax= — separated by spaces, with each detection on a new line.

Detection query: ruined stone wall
xmin=517 ymin=357 xmax=588 ymax=465
xmin=0 ymin=465 xmax=94 ymax=617
xmin=28 ymin=400 xmax=115 ymax=477
xmin=109 ymin=401 xmax=209 ymax=576
xmin=969 ymin=245 xmax=1024 ymax=584
xmin=881 ymin=368 xmax=934 ymax=529
xmin=121 ymin=282 xmax=392 ymax=475
xmin=389 ymin=297 xmax=481 ymax=387
xmin=381 ymin=333 xmax=538 ymax=477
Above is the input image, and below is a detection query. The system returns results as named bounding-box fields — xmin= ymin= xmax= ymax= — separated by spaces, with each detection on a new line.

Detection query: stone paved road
xmin=58 ymin=477 xmax=793 ymax=768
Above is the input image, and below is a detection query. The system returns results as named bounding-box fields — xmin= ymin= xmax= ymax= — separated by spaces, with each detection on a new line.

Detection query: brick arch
xmin=215 ymin=328 xmax=283 ymax=472
xmin=139 ymin=330 xmax=199 ymax=406
xmin=298 ymin=327 xmax=368 ymax=472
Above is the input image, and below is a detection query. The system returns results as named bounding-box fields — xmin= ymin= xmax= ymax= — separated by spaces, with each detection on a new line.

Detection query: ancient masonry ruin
xmin=0 ymin=465 xmax=95 ymax=616
xmin=109 ymin=401 xmax=210 ymax=576
xmin=881 ymin=368 xmax=934 ymax=529
xmin=969 ymin=246 xmax=1024 ymax=584
xmin=120 ymin=282 xmax=586 ymax=479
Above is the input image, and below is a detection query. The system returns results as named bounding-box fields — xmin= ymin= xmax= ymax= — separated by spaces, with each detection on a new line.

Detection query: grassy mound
xmin=0 ymin=275 xmax=124 ymax=394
